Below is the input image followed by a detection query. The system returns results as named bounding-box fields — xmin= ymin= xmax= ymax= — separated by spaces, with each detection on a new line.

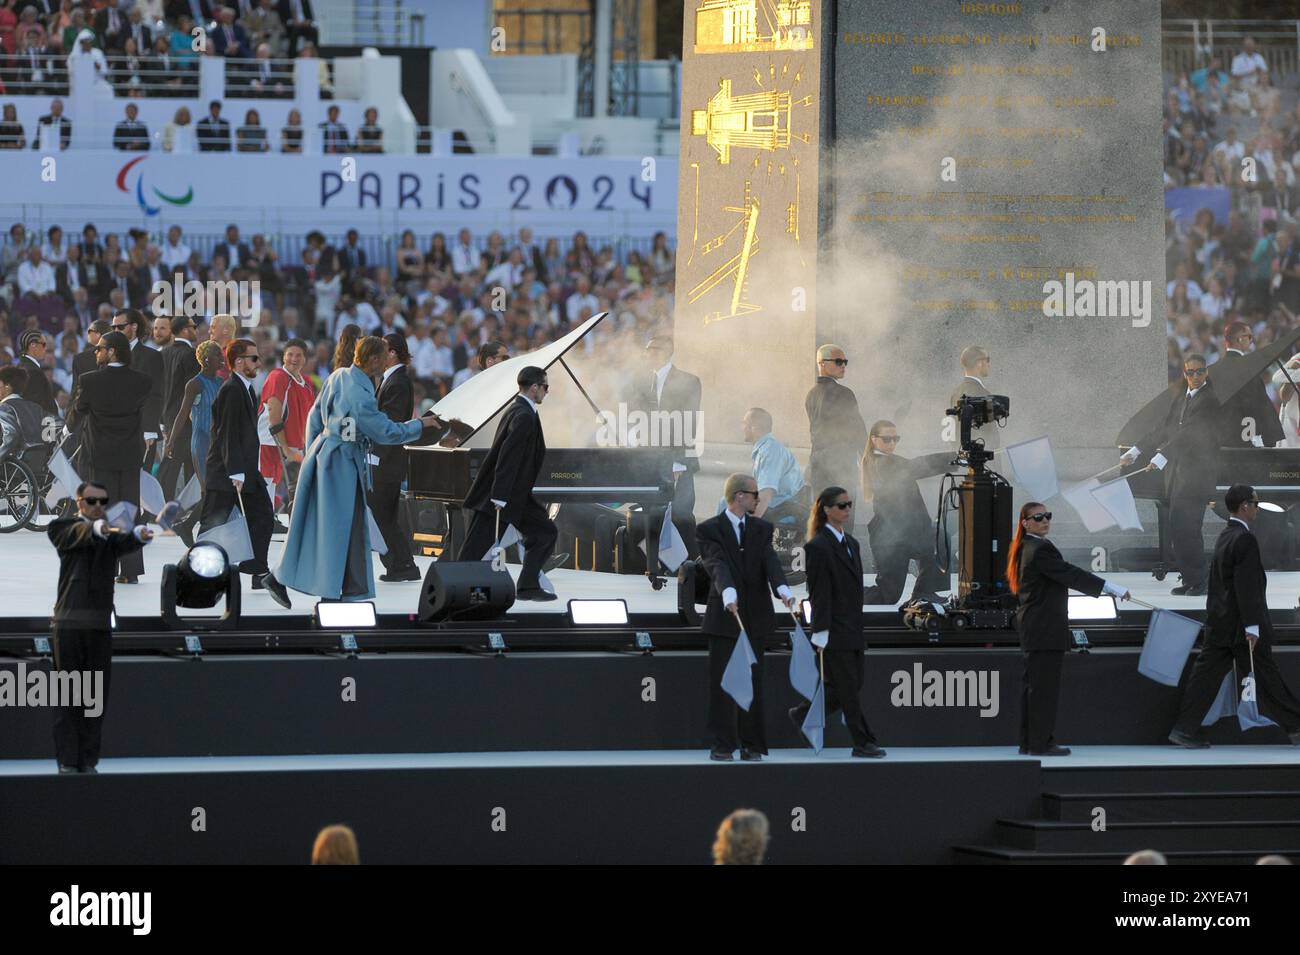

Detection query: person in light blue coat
xmin=265 ymin=336 xmax=443 ymax=604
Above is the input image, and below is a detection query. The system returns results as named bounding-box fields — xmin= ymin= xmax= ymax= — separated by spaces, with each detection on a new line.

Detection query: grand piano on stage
xmin=404 ymin=313 xmax=676 ymax=569
xmin=1117 ymin=325 xmax=1300 ymax=571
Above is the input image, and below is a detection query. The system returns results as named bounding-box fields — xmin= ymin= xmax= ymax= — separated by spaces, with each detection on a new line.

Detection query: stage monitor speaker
xmin=417 ymin=561 xmax=515 ymax=623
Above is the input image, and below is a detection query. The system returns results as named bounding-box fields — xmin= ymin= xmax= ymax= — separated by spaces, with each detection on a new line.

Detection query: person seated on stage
xmin=455 ymin=366 xmax=560 ymax=602
xmin=741 ymin=406 xmax=807 ymax=526
xmin=1120 ymin=354 xmax=1225 ymax=596
xmin=266 ymin=336 xmax=445 ymax=607
xmin=1214 ymin=321 xmax=1283 ymax=449
xmin=1168 ymin=484 xmax=1300 ymax=749
xmin=859 ymin=419 xmax=953 ymax=606
xmin=0 ymin=366 xmax=50 ymax=475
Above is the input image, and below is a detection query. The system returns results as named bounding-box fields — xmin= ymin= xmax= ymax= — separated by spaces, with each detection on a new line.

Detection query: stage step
xmin=1043 ymin=790 xmax=1300 ymax=822
xmin=1041 ymin=764 xmax=1300 ymax=794
xmin=952 ymin=845 xmax=1300 ymax=865
xmin=992 ymin=818 xmax=1300 ymax=852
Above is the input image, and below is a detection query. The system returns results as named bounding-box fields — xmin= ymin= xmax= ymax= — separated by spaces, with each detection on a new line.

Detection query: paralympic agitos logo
xmin=115 ymin=156 xmax=194 ymax=215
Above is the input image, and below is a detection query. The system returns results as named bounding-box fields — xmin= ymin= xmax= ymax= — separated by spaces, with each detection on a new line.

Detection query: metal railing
xmin=0 ymin=54 xmax=316 ymax=99
xmin=1162 ymin=19 xmax=1300 ymax=78
xmin=351 ymin=0 xmax=410 ymax=46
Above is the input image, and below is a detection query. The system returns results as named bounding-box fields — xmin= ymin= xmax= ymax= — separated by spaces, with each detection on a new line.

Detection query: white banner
xmin=0 ymin=152 xmax=676 ymax=217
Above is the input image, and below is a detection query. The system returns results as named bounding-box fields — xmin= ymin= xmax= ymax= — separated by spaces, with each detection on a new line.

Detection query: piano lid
xmin=429 ymin=311 xmax=607 ymax=443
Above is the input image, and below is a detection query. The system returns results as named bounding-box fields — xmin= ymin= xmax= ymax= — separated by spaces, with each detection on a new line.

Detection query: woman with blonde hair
xmin=333 ymin=322 xmax=362 ymax=371
xmin=163 ymin=106 xmax=195 ymax=154
xmin=311 ymin=825 xmax=359 ymax=865
xmin=712 ymin=809 xmax=769 ymax=865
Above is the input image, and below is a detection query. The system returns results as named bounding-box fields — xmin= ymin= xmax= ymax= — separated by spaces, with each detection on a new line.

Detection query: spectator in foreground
xmin=311 ymin=824 xmax=359 ymax=865
xmin=1123 ymin=849 xmax=1167 ymax=865
xmin=712 ymin=809 xmax=769 ymax=865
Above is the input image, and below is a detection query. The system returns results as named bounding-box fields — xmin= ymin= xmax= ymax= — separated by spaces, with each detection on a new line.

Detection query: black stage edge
xmin=0 ymin=756 xmax=1041 ymax=864
xmin=3 ymin=649 xmax=1299 ymax=759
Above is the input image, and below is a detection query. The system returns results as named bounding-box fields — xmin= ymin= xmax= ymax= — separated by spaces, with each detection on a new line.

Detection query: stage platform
xmin=1 ymin=747 xmax=1295 ymax=864
xmin=6 ymin=529 xmax=1300 ymax=624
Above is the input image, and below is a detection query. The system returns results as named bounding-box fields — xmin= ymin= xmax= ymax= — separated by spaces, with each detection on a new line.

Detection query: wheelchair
xmin=0 ymin=453 xmax=38 ymax=533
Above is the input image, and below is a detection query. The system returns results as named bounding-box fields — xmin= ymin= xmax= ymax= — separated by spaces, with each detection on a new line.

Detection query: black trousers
xmin=1168 ymin=488 xmax=1209 ymax=587
xmin=1020 ymin=649 xmax=1065 ymax=752
xmin=50 ymin=625 xmax=111 ymax=770
xmin=1174 ymin=640 xmax=1300 ymax=736
xmin=864 ymin=539 xmax=948 ymax=605
xmin=458 ymin=501 xmax=557 ymax=591
xmin=198 ymin=481 xmax=275 ymax=575
xmin=673 ymin=471 xmax=699 ymax=559
xmin=93 ymin=466 xmax=144 ymax=579
xmin=707 ymin=633 xmax=767 ymax=753
xmin=792 ymin=648 xmax=877 ymax=748
xmin=368 ymin=469 xmax=415 ymax=573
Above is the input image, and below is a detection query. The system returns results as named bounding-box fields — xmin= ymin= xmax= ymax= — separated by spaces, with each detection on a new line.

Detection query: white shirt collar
xmin=1230 ymin=516 xmax=1251 ymax=530
xmin=106 ymin=361 xmax=124 ymax=367
xmin=1027 ymin=532 xmax=1046 ymax=540
xmin=1187 ymin=384 xmax=1203 ymax=398
xmin=381 ymin=363 xmax=401 ymax=383
xmin=1227 ymin=348 xmax=1245 ymax=356
xmin=825 ymin=523 xmax=845 ymax=542
xmin=966 ymin=375 xmax=985 ymax=388
xmin=519 ymin=392 xmax=537 ymax=414
xmin=724 ymin=508 xmax=747 ymax=539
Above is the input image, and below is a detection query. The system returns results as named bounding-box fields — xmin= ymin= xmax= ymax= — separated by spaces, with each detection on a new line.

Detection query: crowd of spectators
xmin=0 ymin=219 xmax=677 ymax=420
xmin=1163 ymin=36 xmax=1300 ymax=382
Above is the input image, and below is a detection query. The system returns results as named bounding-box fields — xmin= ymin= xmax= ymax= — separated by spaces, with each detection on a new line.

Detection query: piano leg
xmin=645 ymin=507 xmax=665 ymax=590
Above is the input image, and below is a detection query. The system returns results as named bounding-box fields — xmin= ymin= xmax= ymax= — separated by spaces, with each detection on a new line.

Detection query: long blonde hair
xmin=859 ymin=419 xmax=894 ymax=503
xmin=712 ymin=809 xmax=769 ymax=865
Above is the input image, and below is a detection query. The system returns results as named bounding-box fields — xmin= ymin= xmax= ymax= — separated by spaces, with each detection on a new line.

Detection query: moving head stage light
xmin=161 ymin=542 xmax=241 ymax=631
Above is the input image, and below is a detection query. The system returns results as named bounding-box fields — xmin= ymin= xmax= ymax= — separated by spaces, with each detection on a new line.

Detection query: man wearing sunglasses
xmin=457 ymin=365 xmax=559 ymax=601
xmin=1210 ymin=320 xmax=1283 ymax=450
xmin=198 ymin=338 xmax=288 ymax=607
xmin=47 ymin=480 xmax=153 ymax=773
xmin=948 ymin=345 xmax=1000 ymax=451
xmin=66 ymin=330 xmax=153 ymax=584
xmin=1120 ymin=354 xmax=1225 ymax=596
xmin=111 ymin=309 xmax=164 ymax=468
xmin=805 ymin=343 xmax=867 ymax=503
xmin=1170 ymin=484 xmax=1300 ymax=748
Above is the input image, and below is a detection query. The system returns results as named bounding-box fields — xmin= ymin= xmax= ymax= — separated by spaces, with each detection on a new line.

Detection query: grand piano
xmin=405 ymin=313 xmax=676 ymax=563
xmin=1117 ymin=326 xmax=1300 ymax=571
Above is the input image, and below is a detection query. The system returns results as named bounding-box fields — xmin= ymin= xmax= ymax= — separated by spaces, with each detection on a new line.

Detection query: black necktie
xmin=1181 ymin=390 xmax=1193 ymax=425
xmin=841 ymin=535 xmax=852 ymax=559
xmin=736 ymin=519 xmax=745 ymax=546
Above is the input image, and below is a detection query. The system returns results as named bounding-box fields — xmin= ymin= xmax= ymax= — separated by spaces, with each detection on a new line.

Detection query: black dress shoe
xmin=1027 ymin=745 xmax=1071 ymax=756
xmin=1182 ymin=584 xmax=1208 ymax=597
xmin=740 ymin=749 xmax=763 ymax=762
xmin=251 ymin=574 xmax=266 ymax=590
xmin=1289 ymin=730 xmax=1300 ymax=746
xmin=1018 ymin=746 xmax=1029 ymax=755
xmin=115 ymin=576 xmax=138 ymax=585
xmin=851 ymin=744 xmax=887 ymax=758
xmin=58 ymin=765 xmax=78 ymax=775
xmin=379 ymin=567 xmax=423 ymax=582
xmin=516 ymin=588 xmax=558 ymax=602
xmin=272 ymin=519 xmax=289 ymax=535
xmin=709 ymin=750 xmax=734 ymax=762
xmin=1169 ymin=729 xmax=1211 ymax=749
xmin=81 ymin=765 xmax=98 ymax=774
xmin=261 ymin=573 xmax=292 ymax=610
xmin=542 ymin=552 xmax=570 ymax=573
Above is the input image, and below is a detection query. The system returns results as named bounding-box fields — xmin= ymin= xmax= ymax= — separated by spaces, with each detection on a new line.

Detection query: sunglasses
xmin=876 ymin=435 xmax=901 ymax=444
xmin=1184 ymin=367 xmax=1208 ymax=377
xmin=79 ymin=496 xmax=109 ymax=505
xmin=822 ymin=358 xmax=849 ymax=366
xmin=831 ymin=501 xmax=853 ymax=510
xmin=242 ymin=353 xmax=261 ymax=363
xmin=94 ymin=345 xmax=110 ymax=352
xmin=737 ymin=489 xmax=759 ymax=498
xmin=110 ymin=324 xmax=128 ymax=330
xmin=1027 ymin=512 xmax=1052 ymax=522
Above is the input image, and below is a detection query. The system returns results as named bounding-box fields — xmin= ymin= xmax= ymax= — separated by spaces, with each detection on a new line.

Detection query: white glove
xmin=811 ymin=630 xmax=828 ymax=649
xmin=1120 ymin=447 xmax=1140 ymax=465
xmin=1101 ymin=580 xmax=1129 ymax=600
xmin=1150 ymin=453 xmax=1168 ymax=470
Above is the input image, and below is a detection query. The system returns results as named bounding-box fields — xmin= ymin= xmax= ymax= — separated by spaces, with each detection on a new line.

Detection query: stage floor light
xmin=161 ymin=543 xmax=240 ymax=630
xmin=568 ymin=599 xmax=629 ymax=625
xmin=1068 ymin=594 xmax=1117 ymax=621
xmin=315 ymin=601 xmax=377 ymax=629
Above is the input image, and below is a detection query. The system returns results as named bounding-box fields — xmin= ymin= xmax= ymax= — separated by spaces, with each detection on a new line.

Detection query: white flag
xmin=657 ymin=503 xmax=689 ymax=572
xmin=365 ymin=505 xmax=387 ymax=554
xmin=46 ymin=449 xmax=80 ymax=499
xmin=177 ymin=473 xmax=202 ymax=510
xmin=1004 ymin=435 xmax=1059 ymax=502
xmin=139 ymin=469 xmax=166 ymax=517
xmin=1062 ymin=478 xmax=1115 ymax=533
xmin=196 ymin=508 xmax=254 ymax=565
xmin=1090 ymin=475 xmax=1143 ymax=531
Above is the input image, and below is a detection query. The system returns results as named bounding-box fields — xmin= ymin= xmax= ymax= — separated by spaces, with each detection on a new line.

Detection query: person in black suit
xmin=196 ymin=100 xmax=233 ymax=152
xmin=210 ymin=6 xmax=251 ymax=57
xmin=805 ymin=343 xmax=868 ymax=501
xmin=369 ymin=333 xmax=421 ymax=581
xmin=111 ymin=309 xmax=164 ymax=467
xmin=17 ymin=331 xmax=58 ymax=417
xmin=157 ymin=316 xmax=200 ymax=499
xmin=319 ymin=104 xmax=351 ymax=155
xmin=95 ymin=0 xmax=130 ymax=51
xmin=65 ymin=331 xmax=153 ymax=583
xmin=1121 ymin=354 xmax=1225 ymax=595
xmin=112 ymin=103 xmax=150 ymax=151
xmin=1211 ymin=321 xmax=1284 ymax=449
xmin=32 ymin=100 xmax=73 ymax=151
xmin=1169 ymin=485 xmax=1300 ymax=748
xmin=218 ymin=223 xmax=252 ymax=269
xmin=1007 ymin=502 xmax=1129 ymax=756
xmin=792 ymin=485 xmax=884 ymax=757
xmin=456 ymin=366 xmax=558 ymax=601
xmin=166 ymin=0 xmax=215 ymax=25
xmin=55 ymin=244 xmax=89 ymax=303
xmin=697 ymin=473 xmax=796 ymax=761
xmin=199 ymin=339 xmax=286 ymax=604
xmin=636 ymin=335 xmax=702 ymax=556
xmin=948 ymin=345 xmax=1001 ymax=451
xmin=47 ymin=480 xmax=152 ymax=773
xmin=860 ymin=419 xmax=952 ymax=605
xmin=69 ymin=320 xmax=110 ymax=404
xmin=278 ymin=0 xmax=318 ymax=57
xmin=336 ymin=228 xmax=367 ymax=278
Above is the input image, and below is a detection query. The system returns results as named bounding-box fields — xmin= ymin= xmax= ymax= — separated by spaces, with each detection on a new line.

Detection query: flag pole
xmin=818 ymin=647 xmax=824 ymax=682
xmin=235 ymin=485 xmax=246 ymax=519
xmin=1126 ymin=596 xmax=1158 ymax=611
